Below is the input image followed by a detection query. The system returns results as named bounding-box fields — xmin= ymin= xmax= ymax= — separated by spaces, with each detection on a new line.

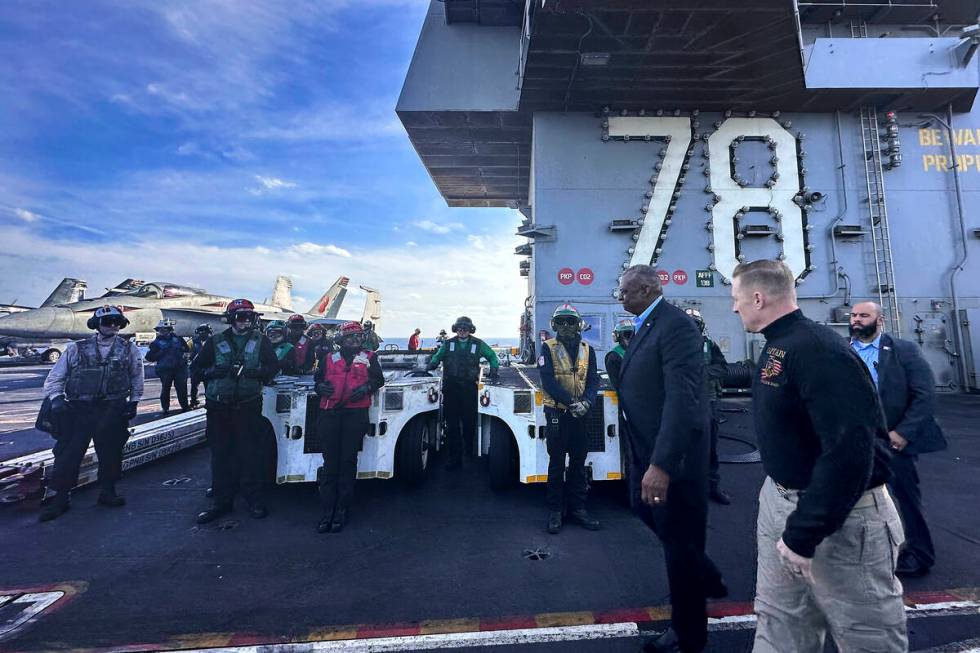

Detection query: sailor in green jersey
xmin=191 ymin=299 xmax=279 ymax=524
xmin=684 ymin=308 xmax=732 ymax=505
xmin=264 ymin=320 xmax=295 ymax=373
xmin=604 ymin=319 xmax=635 ymax=390
xmin=426 ymin=316 xmax=499 ymax=470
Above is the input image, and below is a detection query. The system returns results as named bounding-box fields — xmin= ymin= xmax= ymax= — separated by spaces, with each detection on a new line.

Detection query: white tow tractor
xmin=261 ymin=351 xmax=442 ymax=487
xmin=477 ymin=365 xmax=625 ymax=490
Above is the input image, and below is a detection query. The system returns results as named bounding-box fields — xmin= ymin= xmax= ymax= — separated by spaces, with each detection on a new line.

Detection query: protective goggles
xmin=99 ymin=317 xmax=126 ymax=328
xmin=232 ymin=312 xmax=256 ymax=322
xmin=553 ymin=316 xmax=579 ymax=327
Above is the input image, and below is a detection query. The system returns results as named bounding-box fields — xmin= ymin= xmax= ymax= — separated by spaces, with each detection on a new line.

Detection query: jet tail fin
xmin=269 ymin=275 xmax=294 ymax=311
xmin=41 ymin=278 xmax=87 ymax=307
xmin=359 ymin=285 xmax=382 ymax=328
xmin=307 ymin=277 xmax=349 ymax=319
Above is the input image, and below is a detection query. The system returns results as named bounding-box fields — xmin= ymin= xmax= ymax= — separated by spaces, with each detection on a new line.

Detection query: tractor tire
xmin=488 ymin=419 xmax=518 ymax=491
xmin=396 ymin=415 xmax=433 ymax=486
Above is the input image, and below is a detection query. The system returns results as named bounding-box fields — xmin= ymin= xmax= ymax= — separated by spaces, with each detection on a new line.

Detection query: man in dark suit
xmin=849 ymin=301 xmax=947 ymax=577
xmin=617 ymin=264 xmax=725 ymax=653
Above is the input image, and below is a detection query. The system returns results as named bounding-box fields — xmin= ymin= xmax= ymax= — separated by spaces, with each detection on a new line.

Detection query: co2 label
xmin=558 ymin=267 xmax=594 ymax=286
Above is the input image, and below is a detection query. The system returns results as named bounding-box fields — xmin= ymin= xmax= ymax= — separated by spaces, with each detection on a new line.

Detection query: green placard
xmin=695 ymin=269 xmax=714 ymax=288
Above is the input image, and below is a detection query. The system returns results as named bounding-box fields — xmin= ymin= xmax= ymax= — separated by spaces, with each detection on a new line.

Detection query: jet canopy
xmin=128 ymin=282 xmax=205 ymax=299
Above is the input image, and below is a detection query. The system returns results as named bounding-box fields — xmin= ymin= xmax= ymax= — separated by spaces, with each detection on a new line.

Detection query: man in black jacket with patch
xmin=733 ymin=261 xmax=906 ymax=653
xmin=617 ymin=265 xmax=726 ymax=653
xmin=849 ymin=301 xmax=947 ymax=578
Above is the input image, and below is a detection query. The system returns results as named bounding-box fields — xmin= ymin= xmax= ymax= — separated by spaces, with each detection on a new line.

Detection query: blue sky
xmin=0 ymin=0 xmax=524 ymax=337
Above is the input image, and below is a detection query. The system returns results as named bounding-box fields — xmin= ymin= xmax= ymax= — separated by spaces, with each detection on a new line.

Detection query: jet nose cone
xmin=0 ymin=307 xmax=74 ymax=338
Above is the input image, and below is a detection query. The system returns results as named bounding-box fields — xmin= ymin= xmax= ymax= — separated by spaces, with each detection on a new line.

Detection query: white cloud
xmin=14 ymin=208 xmax=39 ymax=223
xmin=405 ymin=241 xmax=417 ymax=247
xmin=467 ymin=234 xmax=487 ymax=250
xmin=0 ymin=217 xmax=526 ymax=337
xmin=255 ymin=175 xmax=296 ymax=190
xmin=412 ymin=219 xmax=462 ymax=234
xmin=247 ymin=175 xmax=298 ymax=196
xmin=176 ymin=141 xmax=200 ymax=156
xmin=286 ymin=242 xmax=352 ymax=258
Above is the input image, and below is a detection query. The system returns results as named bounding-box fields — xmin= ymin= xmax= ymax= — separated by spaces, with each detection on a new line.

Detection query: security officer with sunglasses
xmin=538 ymin=304 xmax=601 ymax=534
xmin=40 ymin=305 xmax=145 ymax=522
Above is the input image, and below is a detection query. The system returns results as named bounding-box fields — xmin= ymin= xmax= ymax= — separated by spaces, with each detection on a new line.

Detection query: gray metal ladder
xmin=859 ymin=105 xmax=902 ymax=336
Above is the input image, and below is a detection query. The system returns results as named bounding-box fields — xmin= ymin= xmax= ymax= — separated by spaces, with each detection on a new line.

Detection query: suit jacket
xmin=618 ymin=299 xmax=709 ymax=481
xmin=877 ymin=333 xmax=947 ymax=455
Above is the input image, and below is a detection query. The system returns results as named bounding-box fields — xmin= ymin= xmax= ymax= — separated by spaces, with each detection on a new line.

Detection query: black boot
xmin=97 ymin=484 xmax=126 ymax=507
xmin=316 ymin=514 xmax=334 ymax=534
xmin=329 ymin=509 xmax=347 ymax=533
xmin=196 ymin=504 xmax=233 ymax=524
xmin=567 ymin=508 xmax=600 ymax=531
xmin=547 ymin=511 xmax=563 ymax=534
xmin=39 ymin=493 xmax=70 ymax=522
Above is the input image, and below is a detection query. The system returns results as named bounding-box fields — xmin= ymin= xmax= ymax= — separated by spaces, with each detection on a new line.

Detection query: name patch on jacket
xmin=760 ymin=346 xmax=786 ymax=387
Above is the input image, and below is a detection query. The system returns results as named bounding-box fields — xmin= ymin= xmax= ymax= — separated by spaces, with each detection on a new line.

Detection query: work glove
xmin=124 ymin=401 xmax=139 ymax=420
xmin=348 ymin=383 xmax=371 ymax=402
xmin=50 ymin=394 xmax=69 ymax=415
xmin=315 ymin=381 xmax=334 ymax=398
xmin=569 ymin=401 xmax=589 ymax=418
xmin=486 ymin=368 xmax=500 ymax=383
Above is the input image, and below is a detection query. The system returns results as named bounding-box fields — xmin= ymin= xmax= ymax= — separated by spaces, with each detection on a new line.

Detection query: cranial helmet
xmin=224 ymin=298 xmax=261 ymax=327
xmin=550 ymin=303 xmax=583 ymax=332
xmin=452 ymin=316 xmax=476 ymax=334
xmin=337 ymin=321 xmax=364 ymax=347
xmin=613 ymin=318 xmax=635 ymax=343
xmin=86 ymin=305 xmax=129 ymax=330
xmin=307 ymin=323 xmax=327 ymax=337
xmin=195 ymin=323 xmax=213 ymax=336
xmin=155 ymin=318 xmax=176 ymax=331
xmin=684 ymin=308 xmax=705 ymax=333
xmin=287 ymin=314 xmax=308 ymax=329
xmin=264 ymin=319 xmax=286 ymax=334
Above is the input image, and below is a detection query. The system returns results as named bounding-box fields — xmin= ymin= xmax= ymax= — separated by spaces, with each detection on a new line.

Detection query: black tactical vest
xmin=442 ymin=336 xmax=485 ymax=382
xmin=65 ymin=336 xmax=133 ymax=401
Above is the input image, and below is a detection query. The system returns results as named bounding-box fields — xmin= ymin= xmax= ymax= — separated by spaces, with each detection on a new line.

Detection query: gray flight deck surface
xmin=1 ymin=365 xmax=979 ymax=652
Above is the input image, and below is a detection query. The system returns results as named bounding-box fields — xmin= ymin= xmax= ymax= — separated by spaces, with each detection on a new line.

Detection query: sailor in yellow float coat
xmin=538 ymin=303 xmax=601 ymax=534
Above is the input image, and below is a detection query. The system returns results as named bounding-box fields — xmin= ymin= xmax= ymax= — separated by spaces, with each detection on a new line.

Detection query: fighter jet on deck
xmin=0 ymin=278 xmax=88 ymax=317
xmin=0 ymin=275 xmax=377 ymax=340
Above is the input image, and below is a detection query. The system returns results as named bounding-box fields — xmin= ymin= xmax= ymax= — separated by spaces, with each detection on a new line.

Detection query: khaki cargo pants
xmin=753 ymin=477 xmax=908 ymax=653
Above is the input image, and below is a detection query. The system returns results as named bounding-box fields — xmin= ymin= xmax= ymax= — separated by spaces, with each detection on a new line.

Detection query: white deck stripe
xmin=171 ymin=623 xmax=640 ymax=652
xmin=164 ymin=599 xmax=980 ymax=653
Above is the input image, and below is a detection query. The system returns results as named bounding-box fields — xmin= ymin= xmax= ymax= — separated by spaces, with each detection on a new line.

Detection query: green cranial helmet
xmin=684 ymin=308 xmax=706 ymax=333
xmin=613 ymin=318 xmax=635 ymax=343
xmin=264 ymin=319 xmax=287 ymax=333
xmin=550 ymin=303 xmax=583 ymax=333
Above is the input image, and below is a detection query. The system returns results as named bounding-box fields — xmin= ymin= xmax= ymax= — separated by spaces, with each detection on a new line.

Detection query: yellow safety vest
xmin=541 ymin=338 xmax=590 ymax=410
